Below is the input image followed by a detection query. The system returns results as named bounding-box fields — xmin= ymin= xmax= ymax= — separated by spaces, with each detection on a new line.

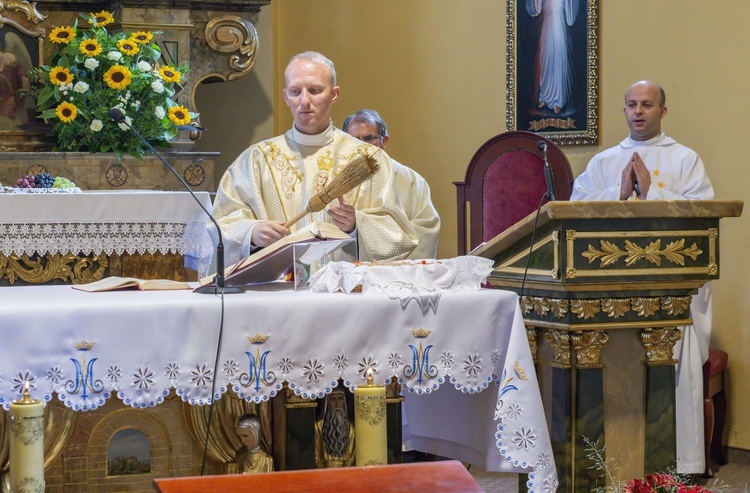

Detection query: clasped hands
xmin=620 ymin=151 xmax=651 ymax=200
xmin=250 ymin=197 xmax=356 ymax=247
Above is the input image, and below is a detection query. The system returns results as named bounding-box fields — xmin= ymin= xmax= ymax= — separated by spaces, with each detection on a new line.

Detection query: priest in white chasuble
xmin=210 ymin=51 xmax=417 ymax=267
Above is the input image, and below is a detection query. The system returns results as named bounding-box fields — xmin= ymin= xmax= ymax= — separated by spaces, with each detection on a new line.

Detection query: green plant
xmin=29 ymin=10 xmax=195 ymax=158
xmin=583 ymin=436 xmax=732 ymax=493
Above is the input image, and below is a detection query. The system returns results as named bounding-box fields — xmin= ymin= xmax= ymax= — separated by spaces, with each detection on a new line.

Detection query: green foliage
xmin=29 ymin=12 xmax=193 ymax=159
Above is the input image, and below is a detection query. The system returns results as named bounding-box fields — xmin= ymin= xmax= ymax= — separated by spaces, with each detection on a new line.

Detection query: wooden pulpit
xmin=472 ymin=200 xmax=743 ymax=492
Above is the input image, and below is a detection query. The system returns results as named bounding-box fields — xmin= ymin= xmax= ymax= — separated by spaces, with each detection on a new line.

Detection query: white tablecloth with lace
xmin=0 ymin=190 xmax=213 ymax=274
xmin=0 ymin=284 xmax=557 ymax=492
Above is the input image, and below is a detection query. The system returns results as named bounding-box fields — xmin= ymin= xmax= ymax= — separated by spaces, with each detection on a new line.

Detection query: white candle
xmin=10 ymin=383 xmax=45 ymax=492
xmin=354 ymin=369 xmax=387 ymax=466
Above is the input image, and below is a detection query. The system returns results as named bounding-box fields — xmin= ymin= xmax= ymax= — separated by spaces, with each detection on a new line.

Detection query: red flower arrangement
xmin=624 ymin=473 xmax=715 ymax=493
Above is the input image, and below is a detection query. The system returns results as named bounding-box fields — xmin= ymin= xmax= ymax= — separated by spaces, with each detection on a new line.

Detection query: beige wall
xmin=194 ymin=6 xmax=275 ymax=186
xmin=197 ymin=0 xmax=750 ymax=450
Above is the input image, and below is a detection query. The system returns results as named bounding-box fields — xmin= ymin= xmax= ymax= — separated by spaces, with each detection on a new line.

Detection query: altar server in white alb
xmin=571 ymin=80 xmax=714 ymax=474
xmin=343 ymin=109 xmax=441 ymax=259
xmin=210 ymin=51 xmax=417 ymax=266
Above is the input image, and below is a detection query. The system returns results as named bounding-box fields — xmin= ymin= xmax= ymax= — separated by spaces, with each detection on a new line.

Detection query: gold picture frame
xmin=0 ymin=0 xmax=48 ymax=151
xmin=506 ymin=0 xmax=598 ymax=145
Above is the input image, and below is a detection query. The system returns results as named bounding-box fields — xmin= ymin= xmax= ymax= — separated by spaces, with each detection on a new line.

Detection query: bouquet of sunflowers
xmin=29 ymin=10 xmax=195 ymax=158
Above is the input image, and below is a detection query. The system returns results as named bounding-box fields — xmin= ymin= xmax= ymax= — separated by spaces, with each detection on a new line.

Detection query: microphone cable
xmin=107 ymin=108 xmax=235 ymax=475
xmin=200 ymin=290 xmax=226 ymax=476
xmin=519 ymin=192 xmax=550 ymax=301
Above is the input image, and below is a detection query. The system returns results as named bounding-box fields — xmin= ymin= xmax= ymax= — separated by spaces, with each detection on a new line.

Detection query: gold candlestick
xmin=354 ymin=369 xmax=387 ymax=466
xmin=10 ymin=383 xmax=45 ymax=493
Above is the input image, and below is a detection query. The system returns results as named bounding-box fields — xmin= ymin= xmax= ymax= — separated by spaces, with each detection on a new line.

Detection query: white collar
xmin=292 ymin=121 xmax=335 ymax=146
xmin=626 ymin=132 xmax=666 ymax=148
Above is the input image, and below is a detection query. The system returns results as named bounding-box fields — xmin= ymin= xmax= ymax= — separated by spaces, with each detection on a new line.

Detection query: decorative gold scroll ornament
xmin=204 ymin=15 xmax=259 ymax=81
xmin=571 ymin=331 xmax=609 ymax=368
xmin=582 ymin=239 xmax=702 ymax=267
xmin=0 ymin=253 xmax=108 ymax=285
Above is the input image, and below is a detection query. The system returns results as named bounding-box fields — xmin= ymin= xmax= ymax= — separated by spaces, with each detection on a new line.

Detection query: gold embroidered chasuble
xmin=211 ymin=125 xmax=418 ymax=267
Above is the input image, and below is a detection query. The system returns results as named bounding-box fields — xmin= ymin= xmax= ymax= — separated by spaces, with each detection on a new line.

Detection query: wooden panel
xmin=153 ymin=460 xmax=483 ymax=493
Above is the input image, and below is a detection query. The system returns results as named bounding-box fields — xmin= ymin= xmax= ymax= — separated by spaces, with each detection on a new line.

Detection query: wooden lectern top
xmin=472 ymin=199 xmax=743 ymax=261
xmin=153 ymin=460 xmax=484 ymax=493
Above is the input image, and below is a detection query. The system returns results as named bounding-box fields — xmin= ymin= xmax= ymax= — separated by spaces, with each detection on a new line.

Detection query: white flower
xmin=137 ymin=61 xmax=152 ymax=73
xmin=107 ymin=50 xmax=122 ymax=61
xmin=151 ymin=80 xmax=164 ymax=94
xmin=118 ymin=115 xmax=132 ymax=131
xmin=84 ymin=58 xmax=99 ymax=69
xmin=90 ymin=119 xmax=103 ymax=132
xmin=132 ymin=100 xmax=141 ymax=108
xmin=154 ymin=106 xmax=166 ymax=119
xmin=73 ymin=81 xmax=89 ymax=94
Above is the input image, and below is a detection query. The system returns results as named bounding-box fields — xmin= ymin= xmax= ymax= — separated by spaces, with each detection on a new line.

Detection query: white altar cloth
xmin=0 ymin=190 xmax=213 ymax=273
xmin=0 ymin=284 xmax=556 ymax=491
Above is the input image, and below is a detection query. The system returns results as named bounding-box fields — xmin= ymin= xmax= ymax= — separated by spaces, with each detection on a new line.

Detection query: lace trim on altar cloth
xmin=309 ymin=256 xmax=494 ymax=312
xmin=0 ymin=221 xmax=214 ymax=278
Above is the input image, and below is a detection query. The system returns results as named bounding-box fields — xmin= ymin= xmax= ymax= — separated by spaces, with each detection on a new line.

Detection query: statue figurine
xmin=234 ymin=413 xmax=273 ymax=474
xmin=314 ymin=388 xmax=355 ymax=468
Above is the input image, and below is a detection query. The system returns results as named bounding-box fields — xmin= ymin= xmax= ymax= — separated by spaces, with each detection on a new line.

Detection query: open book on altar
xmin=72 ymin=276 xmax=192 ymax=292
xmin=200 ymin=220 xmax=356 ymax=287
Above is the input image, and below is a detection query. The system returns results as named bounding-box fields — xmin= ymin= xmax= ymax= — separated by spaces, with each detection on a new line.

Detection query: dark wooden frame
xmin=506 ymin=0 xmax=599 ymax=145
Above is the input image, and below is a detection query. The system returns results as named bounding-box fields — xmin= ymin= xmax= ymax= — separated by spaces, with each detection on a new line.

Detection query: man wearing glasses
xmin=343 ymin=109 xmax=440 ymax=259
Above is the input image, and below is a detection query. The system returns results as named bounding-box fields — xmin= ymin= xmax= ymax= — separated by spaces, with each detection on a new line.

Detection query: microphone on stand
xmin=109 ymin=108 xmax=244 ymax=294
xmin=537 ymin=140 xmax=557 ymax=201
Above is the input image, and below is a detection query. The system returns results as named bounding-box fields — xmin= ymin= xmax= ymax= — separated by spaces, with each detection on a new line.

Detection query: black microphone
xmin=110 ymin=108 xmax=244 ymax=294
xmin=537 ymin=140 xmax=557 ymax=201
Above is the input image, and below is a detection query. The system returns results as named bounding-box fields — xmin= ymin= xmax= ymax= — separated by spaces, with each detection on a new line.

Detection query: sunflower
xmin=90 ymin=10 xmax=114 ymax=27
xmin=168 ymin=105 xmax=191 ymax=126
xmin=130 ymin=31 xmax=153 ymax=44
xmin=116 ymin=39 xmax=139 ymax=56
xmin=49 ymin=26 xmax=76 ymax=44
xmin=49 ymin=66 xmax=73 ymax=86
xmin=79 ymin=38 xmax=102 ymax=57
xmin=103 ymin=65 xmax=132 ymax=90
xmin=158 ymin=66 xmax=182 ymax=84
xmin=56 ymin=102 xmax=78 ymax=123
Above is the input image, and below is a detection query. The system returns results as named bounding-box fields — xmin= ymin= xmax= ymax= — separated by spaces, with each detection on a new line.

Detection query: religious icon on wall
xmin=0 ymin=27 xmax=35 ymax=131
xmin=0 ymin=2 xmax=47 ymax=151
xmin=506 ymin=0 xmax=599 ymax=145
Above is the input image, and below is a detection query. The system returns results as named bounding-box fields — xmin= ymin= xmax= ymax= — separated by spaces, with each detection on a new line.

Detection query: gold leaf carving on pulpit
xmin=601 ymin=298 xmax=630 ymax=319
xmin=525 ymin=327 xmax=538 ymax=362
xmin=570 ymin=299 xmax=600 ymax=320
xmin=571 ymin=331 xmax=609 ymax=368
xmin=660 ymin=296 xmax=691 ymax=316
xmin=640 ymin=327 xmax=682 ymax=366
xmin=519 ymin=295 xmax=534 ymax=315
xmin=631 ymin=297 xmax=661 ymax=317
xmin=548 ymin=298 xmax=569 ymax=319
xmin=532 ymin=297 xmax=550 ymax=317
xmin=581 ymin=238 xmax=703 ymax=268
xmin=545 ymin=329 xmax=571 ymax=369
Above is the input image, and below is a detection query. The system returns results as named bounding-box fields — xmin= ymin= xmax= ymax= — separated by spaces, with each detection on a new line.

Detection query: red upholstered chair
xmin=703 ymin=347 xmax=729 ymax=478
xmin=454 ymin=130 xmax=574 ymax=255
